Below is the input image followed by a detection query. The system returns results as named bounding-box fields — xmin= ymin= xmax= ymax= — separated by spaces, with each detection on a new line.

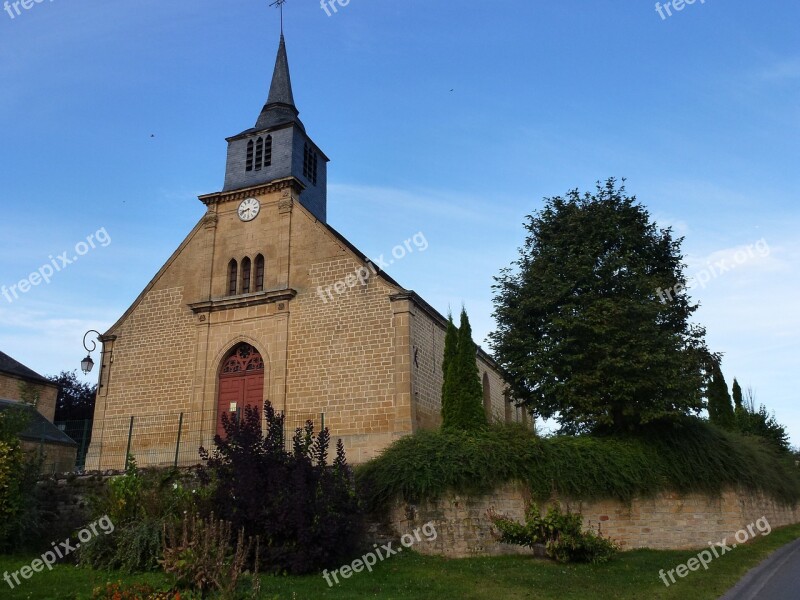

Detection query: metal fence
xmin=54 ymin=418 xmax=93 ymax=470
xmin=49 ymin=409 xmax=325 ymax=473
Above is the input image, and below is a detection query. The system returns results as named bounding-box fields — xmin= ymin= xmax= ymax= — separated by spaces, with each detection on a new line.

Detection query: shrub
xmin=80 ymin=457 xmax=209 ymax=572
xmin=357 ymin=418 xmax=800 ymax=512
xmin=199 ymin=402 xmax=362 ymax=575
xmin=0 ymin=405 xmax=47 ymax=552
xmin=162 ymin=512 xmax=260 ymax=600
xmin=0 ymin=439 xmax=25 ymax=549
xmin=488 ymin=503 xmax=618 ymax=564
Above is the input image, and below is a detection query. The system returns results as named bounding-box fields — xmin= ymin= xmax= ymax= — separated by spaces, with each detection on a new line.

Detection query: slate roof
xmin=0 ymin=399 xmax=77 ymax=447
xmin=254 ymin=34 xmax=305 ymax=132
xmin=0 ymin=350 xmax=52 ymax=385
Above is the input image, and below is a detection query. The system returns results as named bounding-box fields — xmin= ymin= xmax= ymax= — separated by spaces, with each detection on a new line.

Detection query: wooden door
xmin=216 ymin=344 xmax=265 ymax=437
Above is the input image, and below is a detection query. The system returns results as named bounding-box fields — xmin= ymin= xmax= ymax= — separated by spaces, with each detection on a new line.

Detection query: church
xmin=86 ymin=32 xmax=517 ymax=469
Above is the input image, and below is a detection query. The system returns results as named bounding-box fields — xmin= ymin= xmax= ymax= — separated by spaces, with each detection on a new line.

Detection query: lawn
xmin=2 ymin=523 xmax=799 ymax=600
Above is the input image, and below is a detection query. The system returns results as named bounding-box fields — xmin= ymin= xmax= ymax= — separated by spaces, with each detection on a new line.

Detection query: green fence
xmin=54 ymin=418 xmax=93 ymax=470
xmin=50 ymin=409 xmax=325 ymax=473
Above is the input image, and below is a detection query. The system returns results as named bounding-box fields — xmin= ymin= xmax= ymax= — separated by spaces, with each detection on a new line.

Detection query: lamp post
xmin=81 ymin=330 xmax=102 ymax=374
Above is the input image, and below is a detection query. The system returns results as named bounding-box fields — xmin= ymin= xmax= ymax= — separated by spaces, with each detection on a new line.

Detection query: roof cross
xmin=269 ymin=0 xmax=287 ymax=35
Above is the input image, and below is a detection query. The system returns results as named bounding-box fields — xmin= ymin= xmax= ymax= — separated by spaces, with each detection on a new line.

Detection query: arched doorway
xmin=217 ymin=343 xmax=265 ymax=437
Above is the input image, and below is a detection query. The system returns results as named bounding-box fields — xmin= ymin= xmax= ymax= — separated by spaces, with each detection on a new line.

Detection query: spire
xmin=256 ymin=34 xmax=304 ymax=131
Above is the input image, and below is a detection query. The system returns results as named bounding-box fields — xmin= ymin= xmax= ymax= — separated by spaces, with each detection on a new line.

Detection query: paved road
xmin=720 ymin=537 xmax=800 ymax=600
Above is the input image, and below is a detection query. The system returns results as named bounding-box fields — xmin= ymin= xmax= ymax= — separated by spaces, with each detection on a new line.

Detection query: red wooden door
xmin=216 ymin=344 xmax=265 ymax=437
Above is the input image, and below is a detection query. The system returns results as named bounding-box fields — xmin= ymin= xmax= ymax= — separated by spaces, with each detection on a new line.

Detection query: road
xmin=720 ymin=538 xmax=800 ymax=600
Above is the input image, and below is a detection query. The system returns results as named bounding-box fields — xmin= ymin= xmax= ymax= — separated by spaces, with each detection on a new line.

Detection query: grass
xmin=1 ymin=523 xmax=799 ymax=600
xmin=355 ymin=419 xmax=800 ymax=511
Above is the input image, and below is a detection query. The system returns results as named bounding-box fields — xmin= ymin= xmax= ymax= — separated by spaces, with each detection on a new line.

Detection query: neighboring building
xmin=0 ymin=350 xmax=58 ymax=420
xmin=0 ymin=351 xmax=77 ymax=472
xmin=87 ymin=33 xmax=520 ymax=469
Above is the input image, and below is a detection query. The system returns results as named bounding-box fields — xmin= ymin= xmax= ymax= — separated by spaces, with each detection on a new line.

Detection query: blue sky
xmin=0 ymin=1 xmax=798 ymax=442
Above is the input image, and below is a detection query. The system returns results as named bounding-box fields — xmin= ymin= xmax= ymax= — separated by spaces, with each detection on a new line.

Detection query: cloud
xmin=653 ymin=213 xmax=690 ymax=237
xmin=757 ymin=58 xmax=800 ymax=83
xmin=0 ymin=302 xmax=117 ymax=383
xmin=686 ymin=238 xmax=785 ymax=279
xmin=329 ymin=183 xmax=521 ymax=227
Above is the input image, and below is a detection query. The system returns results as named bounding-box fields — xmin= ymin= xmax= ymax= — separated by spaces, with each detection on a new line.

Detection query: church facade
xmin=87 ymin=35 xmax=518 ymax=468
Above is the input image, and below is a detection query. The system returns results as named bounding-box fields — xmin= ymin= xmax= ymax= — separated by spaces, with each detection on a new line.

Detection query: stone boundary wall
xmin=388 ymin=482 xmax=800 ymax=558
xmin=33 ymin=473 xmax=109 ymax=543
xmin=32 ymin=468 xmax=202 ymax=543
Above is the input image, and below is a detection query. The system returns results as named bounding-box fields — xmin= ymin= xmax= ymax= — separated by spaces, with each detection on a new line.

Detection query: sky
xmin=0 ymin=1 xmax=798 ymax=443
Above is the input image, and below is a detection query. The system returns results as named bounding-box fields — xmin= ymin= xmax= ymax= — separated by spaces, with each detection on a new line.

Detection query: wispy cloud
xmin=0 ymin=302 xmax=117 ymax=383
xmin=757 ymin=57 xmax=800 ymax=83
xmin=329 ymin=183 xmax=521 ymax=227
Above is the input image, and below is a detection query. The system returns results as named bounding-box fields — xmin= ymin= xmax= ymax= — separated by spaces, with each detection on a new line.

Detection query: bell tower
xmin=222 ymin=34 xmax=329 ymax=222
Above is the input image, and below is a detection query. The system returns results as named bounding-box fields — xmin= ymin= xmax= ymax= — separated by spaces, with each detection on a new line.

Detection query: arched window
xmin=264 ymin=136 xmax=272 ymax=167
xmin=241 ymin=257 xmax=252 ymax=294
xmin=483 ymin=372 xmax=492 ymax=422
xmin=228 ymin=260 xmax=238 ymax=296
xmin=246 ymin=141 xmax=254 ymax=172
xmin=255 ymin=254 xmax=265 ymax=292
xmin=255 ymin=138 xmax=264 ymax=171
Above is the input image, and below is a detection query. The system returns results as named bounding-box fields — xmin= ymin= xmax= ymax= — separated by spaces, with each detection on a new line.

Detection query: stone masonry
xmin=86 ymin=33 xmax=519 ymax=469
xmin=389 ymin=482 xmax=800 ymax=557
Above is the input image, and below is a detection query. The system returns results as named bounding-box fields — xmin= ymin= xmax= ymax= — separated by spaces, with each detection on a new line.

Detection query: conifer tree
xmin=707 ymin=362 xmax=735 ymax=430
xmin=449 ymin=308 xmax=487 ymax=430
xmin=732 ymin=378 xmax=744 ymax=413
xmin=440 ymin=314 xmax=459 ymax=428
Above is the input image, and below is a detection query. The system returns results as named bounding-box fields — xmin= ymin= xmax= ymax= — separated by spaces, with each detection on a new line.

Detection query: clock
xmin=238 ymin=198 xmax=260 ymax=222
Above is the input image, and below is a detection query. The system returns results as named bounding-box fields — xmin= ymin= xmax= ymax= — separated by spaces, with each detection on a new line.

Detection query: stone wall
xmin=388 ymin=482 xmax=800 ymax=557
xmin=22 ymin=440 xmax=77 ymax=474
xmin=89 ymin=186 xmax=512 ymax=468
xmin=286 ymin=204 xmax=404 ymax=464
xmin=409 ymin=301 xmax=520 ymax=431
xmin=33 ymin=473 xmax=109 ymax=544
xmin=0 ymin=373 xmax=58 ymax=422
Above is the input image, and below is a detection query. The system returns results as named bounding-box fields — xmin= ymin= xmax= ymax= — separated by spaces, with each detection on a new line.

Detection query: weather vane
xmin=269 ymin=0 xmax=287 ymax=34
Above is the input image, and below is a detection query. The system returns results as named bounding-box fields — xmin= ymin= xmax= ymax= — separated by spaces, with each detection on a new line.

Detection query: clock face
xmin=238 ymin=198 xmax=260 ymax=222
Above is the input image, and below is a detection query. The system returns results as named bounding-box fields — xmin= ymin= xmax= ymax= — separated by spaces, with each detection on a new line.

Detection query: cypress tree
xmin=732 ymin=378 xmax=743 ymax=412
xmin=707 ymin=362 xmax=735 ymax=430
xmin=451 ymin=308 xmax=487 ymax=431
xmin=441 ymin=314 xmax=459 ymax=428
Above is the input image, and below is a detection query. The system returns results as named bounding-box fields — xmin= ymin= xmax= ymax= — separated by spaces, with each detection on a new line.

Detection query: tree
xmin=440 ymin=314 xmax=459 ymax=428
xmin=732 ymin=386 xmax=790 ymax=453
xmin=707 ymin=361 xmax=735 ymax=429
xmin=732 ymin=378 xmax=744 ymax=413
xmin=453 ymin=309 xmax=487 ymax=430
xmin=490 ymin=178 xmax=710 ymax=433
xmin=441 ymin=308 xmax=486 ymax=431
xmin=48 ymin=370 xmax=97 ymax=421
xmin=0 ymin=404 xmax=35 ymax=551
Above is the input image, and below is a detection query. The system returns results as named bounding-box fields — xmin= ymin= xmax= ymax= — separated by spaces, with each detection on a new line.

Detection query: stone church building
xmin=87 ymin=34 xmax=517 ymax=468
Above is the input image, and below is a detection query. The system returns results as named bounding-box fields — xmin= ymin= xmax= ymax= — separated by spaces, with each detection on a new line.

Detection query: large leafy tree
xmin=48 ymin=370 xmax=97 ymax=421
xmin=707 ymin=361 xmax=735 ymax=430
xmin=490 ymin=179 xmax=710 ymax=433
